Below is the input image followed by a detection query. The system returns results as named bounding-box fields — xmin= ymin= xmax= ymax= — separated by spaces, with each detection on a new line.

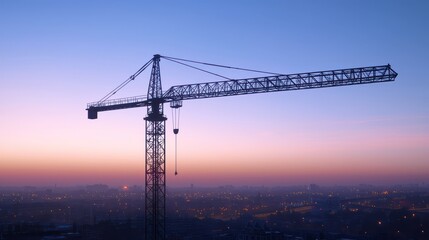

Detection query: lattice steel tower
xmin=144 ymin=55 xmax=167 ymax=239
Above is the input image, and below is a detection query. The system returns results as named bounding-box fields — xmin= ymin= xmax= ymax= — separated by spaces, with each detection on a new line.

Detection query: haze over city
xmin=1 ymin=0 xmax=428 ymax=188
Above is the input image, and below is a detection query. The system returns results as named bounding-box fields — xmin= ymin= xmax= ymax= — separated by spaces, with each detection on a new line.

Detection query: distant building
xmin=307 ymin=184 xmax=320 ymax=191
xmin=86 ymin=184 xmax=109 ymax=192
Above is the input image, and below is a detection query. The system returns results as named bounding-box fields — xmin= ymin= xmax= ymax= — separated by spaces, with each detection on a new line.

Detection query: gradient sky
xmin=1 ymin=0 xmax=428 ymax=187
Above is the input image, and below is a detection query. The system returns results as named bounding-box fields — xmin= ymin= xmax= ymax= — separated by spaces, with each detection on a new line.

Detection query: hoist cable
xmin=161 ymin=57 xmax=231 ymax=80
xmin=171 ymin=108 xmax=176 ymax=130
xmin=171 ymin=107 xmax=180 ymax=176
xmin=175 ymin=134 xmax=178 ymax=175
xmin=98 ymin=58 xmax=153 ymax=103
xmin=161 ymin=55 xmax=282 ymax=75
xmin=178 ymin=108 xmax=180 ymax=130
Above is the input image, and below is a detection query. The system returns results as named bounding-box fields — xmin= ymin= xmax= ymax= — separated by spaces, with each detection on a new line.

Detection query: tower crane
xmin=86 ymin=54 xmax=397 ymax=239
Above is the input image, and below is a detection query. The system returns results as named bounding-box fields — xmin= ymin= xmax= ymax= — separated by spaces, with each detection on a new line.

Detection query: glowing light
xmin=122 ymin=185 xmax=129 ymax=190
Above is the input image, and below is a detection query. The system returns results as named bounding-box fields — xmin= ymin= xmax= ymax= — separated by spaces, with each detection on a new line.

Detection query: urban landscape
xmin=1 ymin=184 xmax=428 ymax=239
xmin=2 ymin=1 xmax=429 ymax=240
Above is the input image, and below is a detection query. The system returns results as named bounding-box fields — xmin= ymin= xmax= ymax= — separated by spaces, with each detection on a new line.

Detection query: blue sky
xmin=0 ymin=0 xmax=428 ymax=186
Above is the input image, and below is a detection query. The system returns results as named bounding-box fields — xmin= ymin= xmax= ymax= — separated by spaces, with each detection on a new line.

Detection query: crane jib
xmin=87 ymin=64 xmax=397 ymax=119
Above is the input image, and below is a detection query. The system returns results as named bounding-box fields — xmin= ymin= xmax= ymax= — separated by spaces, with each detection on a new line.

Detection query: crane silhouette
xmin=86 ymin=54 xmax=397 ymax=239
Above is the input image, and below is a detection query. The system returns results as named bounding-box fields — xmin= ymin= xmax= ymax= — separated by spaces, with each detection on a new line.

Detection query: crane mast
xmin=86 ymin=54 xmax=397 ymax=240
xmin=144 ymin=55 xmax=167 ymax=240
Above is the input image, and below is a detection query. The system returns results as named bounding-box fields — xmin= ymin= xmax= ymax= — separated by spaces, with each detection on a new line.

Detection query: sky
xmin=0 ymin=0 xmax=428 ymax=187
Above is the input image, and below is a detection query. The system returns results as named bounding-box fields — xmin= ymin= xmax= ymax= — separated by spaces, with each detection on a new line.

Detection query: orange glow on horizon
xmin=1 ymin=134 xmax=429 ymax=187
xmin=1 ymin=114 xmax=428 ymax=187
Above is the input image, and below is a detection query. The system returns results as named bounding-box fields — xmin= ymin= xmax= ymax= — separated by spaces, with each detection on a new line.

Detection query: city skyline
xmin=1 ymin=1 xmax=428 ymax=187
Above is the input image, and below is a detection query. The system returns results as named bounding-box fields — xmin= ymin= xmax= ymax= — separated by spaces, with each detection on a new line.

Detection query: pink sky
xmin=1 ymin=103 xmax=428 ymax=187
xmin=1 ymin=1 xmax=428 ymax=187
